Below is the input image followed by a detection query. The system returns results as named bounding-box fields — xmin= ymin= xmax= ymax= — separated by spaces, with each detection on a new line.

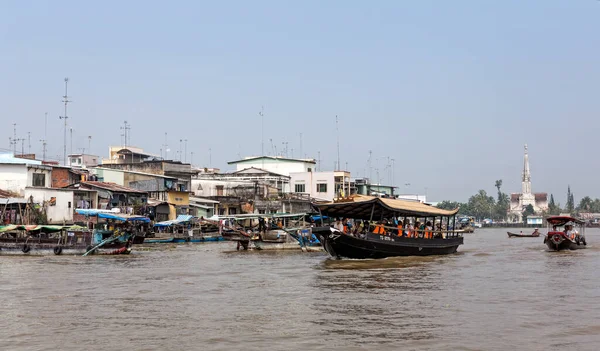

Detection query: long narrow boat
xmin=146 ymin=215 xmax=225 ymax=244
xmin=312 ymin=195 xmax=463 ymax=259
xmin=507 ymin=231 xmax=540 ymax=238
xmin=544 ymin=216 xmax=587 ymax=251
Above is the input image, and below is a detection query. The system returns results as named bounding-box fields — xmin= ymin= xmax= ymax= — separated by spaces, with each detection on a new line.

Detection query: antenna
xmin=44 ymin=112 xmax=48 ymax=140
xmin=368 ymin=150 xmax=372 ymax=181
xmin=88 ymin=136 xmax=92 ymax=155
xmin=162 ymin=132 xmax=168 ymax=159
xmin=335 ymin=115 xmax=340 ymax=171
xmin=317 ymin=151 xmax=321 ymax=172
xmin=299 ymin=133 xmax=303 ymax=159
xmin=191 ymin=151 xmax=194 ymax=166
xmin=179 ymin=139 xmax=183 ymax=161
xmin=12 ymin=123 xmax=17 ymax=154
xmin=69 ymin=127 xmax=74 ymax=155
xmin=59 ymin=77 xmax=71 ymax=166
xmin=27 ymin=132 xmax=31 ymax=154
xmin=40 ymin=139 xmax=47 ymax=161
xmin=121 ymin=121 xmax=131 ymax=146
xmin=208 ymin=148 xmax=212 ymax=167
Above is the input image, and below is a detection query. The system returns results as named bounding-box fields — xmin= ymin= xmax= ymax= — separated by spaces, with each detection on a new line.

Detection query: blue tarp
xmin=75 ymin=209 xmax=150 ymax=223
xmin=154 ymin=214 xmax=194 ymax=227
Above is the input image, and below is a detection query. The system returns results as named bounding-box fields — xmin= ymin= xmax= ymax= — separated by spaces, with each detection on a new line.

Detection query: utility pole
xmin=59 ymin=77 xmax=71 ymax=166
xmin=208 ymin=148 xmax=212 ymax=167
xmin=12 ymin=123 xmax=17 ymax=154
xmin=27 ymin=132 xmax=31 ymax=154
xmin=69 ymin=127 xmax=73 ymax=155
xmin=368 ymin=150 xmax=372 ymax=182
xmin=179 ymin=139 xmax=183 ymax=161
xmin=162 ymin=132 xmax=168 ymax=159
xmin=88 ymin=136 xmax=92 ymax=154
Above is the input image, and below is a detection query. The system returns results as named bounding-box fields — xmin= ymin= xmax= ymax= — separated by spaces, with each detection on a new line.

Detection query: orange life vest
xmin=373 ymin=225 xmax=385 ymax=234
xmin=397 ymin=225 xmax=403 ymax=236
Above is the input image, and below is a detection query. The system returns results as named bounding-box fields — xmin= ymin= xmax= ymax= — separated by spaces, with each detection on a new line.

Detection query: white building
xmin=24 ymin=187 xmax=75 ymax=224
xmin=227 ymin=156 xmax=316 ymax=176
xmin=0 ymin=162 xmax=52 ymax=196
xmin=289 ymin=171 xmax=352 ymax=201
xmin=68 ymin=153 xmax=100 ymax=168
xmin=509 ymin=145 xmax=548 ymax=222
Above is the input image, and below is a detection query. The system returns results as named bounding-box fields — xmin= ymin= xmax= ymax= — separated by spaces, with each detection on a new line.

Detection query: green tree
xmin=436 ymin=201 xmax=462 ymax=210
xmin=591 ymin=198 xmax=600 ymax=213
xmin=522 ymin=204 xmax=535 ymax=222
xmin=566 ymin=186 xmax=574 ymax=213
xmin=577 ymin=196 xmax=593 ymax=212
xmin=548 ymin=194 xmax=561 ymax=215
xmin=467 ymin=190 xmax=495 ymax=221
xmin=494 ymin=193 xmax=509 ymax=221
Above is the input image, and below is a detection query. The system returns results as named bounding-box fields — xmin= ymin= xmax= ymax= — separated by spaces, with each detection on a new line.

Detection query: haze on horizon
xmin=1 ymin=0 xmax=599 ymax=203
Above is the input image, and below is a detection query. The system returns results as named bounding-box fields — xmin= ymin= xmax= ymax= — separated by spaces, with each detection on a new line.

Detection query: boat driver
xmin=565 ymin=224 xmax=578 ymax=240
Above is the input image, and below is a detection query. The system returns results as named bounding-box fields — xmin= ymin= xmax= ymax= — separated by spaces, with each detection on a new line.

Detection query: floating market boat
xmin=311 ymin=195 xmax=463 ymax=259
xmin=0 ymin=208 xmax=149 ymax=256
xmin=543 ymin=216 xmax=587 ymax=251
xmin=145 ymin=215 xmax=224 ymax=243
xmin=215 ymin=213 xmax=321 ymax=251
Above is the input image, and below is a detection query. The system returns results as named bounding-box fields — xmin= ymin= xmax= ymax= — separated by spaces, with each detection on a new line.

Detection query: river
xmin=1 ymin=228 xmax=599 ymax=351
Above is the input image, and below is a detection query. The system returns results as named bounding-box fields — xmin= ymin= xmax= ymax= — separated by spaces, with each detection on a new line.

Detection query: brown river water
xmin=1 ymin=228 xmax=599 ymax=351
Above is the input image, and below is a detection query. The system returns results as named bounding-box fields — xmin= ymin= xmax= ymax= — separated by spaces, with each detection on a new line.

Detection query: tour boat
xmin=311 ymin=195 xmax=463 ymax=259
xmin=544 ymin=216 xmax=587 ymax=251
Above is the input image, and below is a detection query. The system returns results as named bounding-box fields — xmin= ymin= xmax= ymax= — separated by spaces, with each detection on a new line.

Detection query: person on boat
xmin=532 ymin=228 xmax=540 ymax=236
xmin=258 ymin=217 xmax=266 ymax=233
xmin=434 ymin=223 xmax=443 ymax=239
xmin=565 ymin=224 xmax=578 ymax=240
xmin=335 ymin=219 xmax=344 ymax=233
xmin=414 ymin=221 xmax=423 ymax=238
xmin=373 ymin=221 xmax=386 ymax=234
xmin=424 ymin=221 xmax=433 ymax=239
xmin=346 ymin=218 xmax=353 ymax=234
xmin=397 ymin=220 xmax=404 ymax=237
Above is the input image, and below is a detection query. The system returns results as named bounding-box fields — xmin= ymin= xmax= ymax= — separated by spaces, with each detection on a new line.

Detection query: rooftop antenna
xmin=27 ymin=132 xmax=31 ymax=154
xmin=335 ymin=115 xmax=340 ymax=171
xmin=12 ymin=123 xmax=17 ymax=154
xmin=44 ymin=112 xmax=48 ymax=140
xmin=259 ymin=106 xmax=265 ymax=170
xmin=269 ymin=138 xmax=274 ymax=156
xmin=40 ymin=139 xmax=47 ymax=161
xmin=208 ymin=147 xmax=212 ymax=167
xmin=121 ymin=121 xmax=131 ymax=147
xmin=162 ymin=132 xmax=168 ymax=159
xmin=317 ymin=151 xmax=321 ymax=172
xmin=184 ymin=139 xmax=188 ymax=163
xmin=59 ymin=77 xmax=71 ymax=166
xmin=69 ymin=127 xmax=74 ymax=155
xmin=88 ymin=136 xmax=92 ymax=155
xmin=190 ymin=151 xmax=194 ymax=166
xmin=179 ymin=139 xmax=183 ymax=161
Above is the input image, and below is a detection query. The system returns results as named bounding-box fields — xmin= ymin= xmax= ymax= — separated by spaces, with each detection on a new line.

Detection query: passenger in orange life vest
xmin=405 ymin=222 xmax=414 ymax=238
xmin=424 ymin=221 xmax=433 ymax=239
xmin=397 ymin=220 xmax=404 ymax=237
xmin=414 ymin=221 xmax=421 ymax=238
xmin=373 ymin=221 xmax=386 ymax=234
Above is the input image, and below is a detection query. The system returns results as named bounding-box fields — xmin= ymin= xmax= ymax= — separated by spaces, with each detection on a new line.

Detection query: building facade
xmin=289 ymin=171 xmax=352 ymax=202
xmin=227 ymin=156 xmax=316 ymax=176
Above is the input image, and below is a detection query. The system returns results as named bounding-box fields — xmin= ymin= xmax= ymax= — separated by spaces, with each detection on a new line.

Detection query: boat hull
xmin=544 ymin=233 xmax=586 ymax=251
xmin=313 ymin=227 xmax=463 ymax=259
xmin=0 ymin=242 xmax=131 ymax=256
xmin=145 ymin=235 xmax=225 ymax=244
xmin=507 ymin=232 xmax=540 ymax=238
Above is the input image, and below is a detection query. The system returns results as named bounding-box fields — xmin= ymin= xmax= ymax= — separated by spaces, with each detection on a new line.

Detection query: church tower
xmin=522 ymin=144 xmax=532 ymax=194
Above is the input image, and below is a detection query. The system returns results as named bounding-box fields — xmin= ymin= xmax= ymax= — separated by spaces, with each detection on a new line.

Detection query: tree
xmin=548 ymin=194 xmax=561 ymax=215
xmin=522 ymin=204 xmax=535 ymax=222
xmin=467 ymin=190 xmax=495 ymax=221
xmin=577 ymin=196 xmax=593 ymax=213
xmin=494 ymin=193 xmax=509 ymax=221
xmin=566 ymin=186 xmax=575 ymax=213
xmin=495 ymin=180 xmax=503 ymax=197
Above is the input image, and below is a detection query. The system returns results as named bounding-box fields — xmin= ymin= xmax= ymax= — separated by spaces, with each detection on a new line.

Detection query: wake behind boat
xmin=312 ymin=195 xmax=463 ymax=259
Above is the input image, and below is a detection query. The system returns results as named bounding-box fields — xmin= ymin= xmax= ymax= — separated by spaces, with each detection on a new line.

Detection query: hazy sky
xmin=1 ymin=0 xmax=599 ymax=203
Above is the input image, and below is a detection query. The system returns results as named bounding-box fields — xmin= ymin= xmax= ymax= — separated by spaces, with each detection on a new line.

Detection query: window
xmin=307 ymin=168 xmax=312 ymax=172
xmin=70 ymin=158 xmax=77 ymax=165
xmin=77 ymin=158 xmax=81 ymax=164
xmin=68 ymin=201 xmax=72 ymax=209
xmin=317 ymin=183 xmax=327 ymax=193
xmin=32 ymin=173 xmax=46 ymax=187
xmin=216 ymin=185 xmax=224 ymax=196
xmin=228 ymin=208 xmax=237 ymax=215
xmin=294 ymin=184 xmax=306 ymax=193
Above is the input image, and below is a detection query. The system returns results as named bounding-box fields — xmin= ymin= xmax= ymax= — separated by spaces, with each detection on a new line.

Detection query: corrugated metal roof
xmin=0 ymin=189 xmax=18 ymax=198
xmin=80 ymin=181 xmax=147 ymax=193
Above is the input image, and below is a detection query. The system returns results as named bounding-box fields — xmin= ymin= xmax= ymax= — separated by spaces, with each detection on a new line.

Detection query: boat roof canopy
xmin=314 ymin=195 xmax=459 ymax=220
xmin=546 ymin=216 xmax=584 ymax=226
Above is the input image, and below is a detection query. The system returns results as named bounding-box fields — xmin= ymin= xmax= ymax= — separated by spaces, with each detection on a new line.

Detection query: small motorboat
xmin=543 ymin=216 xmax=587 ymax=251
xmin=507 ymin=230 xmax=540 ymax=238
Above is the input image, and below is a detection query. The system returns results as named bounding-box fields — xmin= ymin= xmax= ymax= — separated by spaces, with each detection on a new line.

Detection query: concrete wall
xmin=27 ymin=167 xmax=52 ymax=188
xmin=290 ymin=171 xmax=335 ymax=201
xmin=0 ymin=164 xmax=28 ymax=195
xmin=234 ymin=159 xmax=314 ymax=176
xmin=25 ymin=187 xmax=74 ymax=224
xmin=192 ymin=179 xmax=253 ymax=197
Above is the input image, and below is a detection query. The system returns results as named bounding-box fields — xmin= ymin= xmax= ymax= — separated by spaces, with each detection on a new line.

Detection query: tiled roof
xmin=81 ymin=181 xmax=147 ymax=193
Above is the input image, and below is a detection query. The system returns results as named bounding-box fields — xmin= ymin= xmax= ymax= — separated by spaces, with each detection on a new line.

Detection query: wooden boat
xmin=146 ymin=215 xmax=224 ymax=244
xmin=543 ymin=216 xmax=587 ymax=251
xmin=507 ymin=231 xmax=540 ymax=238
xmin=312 ymin=195 xmax=463 ymax=259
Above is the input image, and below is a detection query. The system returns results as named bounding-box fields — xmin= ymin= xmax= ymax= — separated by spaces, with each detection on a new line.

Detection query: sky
xmin=1 ymin=0 xmax=599 ymax=203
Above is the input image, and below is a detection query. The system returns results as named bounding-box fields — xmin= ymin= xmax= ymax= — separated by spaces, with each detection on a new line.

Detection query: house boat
xmin=312 ymin=195 xmax=463 ymax=259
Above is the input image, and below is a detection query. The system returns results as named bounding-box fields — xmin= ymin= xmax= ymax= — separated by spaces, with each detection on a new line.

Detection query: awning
xmin=154 ymin=214 xmax=194 ymax=227
xmin=314 ymin=195 xmax=459 ymax=220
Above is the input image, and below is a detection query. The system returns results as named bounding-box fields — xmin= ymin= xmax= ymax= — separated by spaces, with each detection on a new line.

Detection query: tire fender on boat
xmin=22 ymin=244 xmax=31 ymax=253
xmin=53 ymin=246 xmax=63 ymax=255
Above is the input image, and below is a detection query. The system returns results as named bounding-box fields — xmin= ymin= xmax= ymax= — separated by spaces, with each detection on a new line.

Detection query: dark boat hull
xmin=507 ymin=232 xmax=540 ymax=238
xmin=313 ymin=227 xmax=463 ymax=259
xmin=544 ymin=233 xmax=586 ymax=251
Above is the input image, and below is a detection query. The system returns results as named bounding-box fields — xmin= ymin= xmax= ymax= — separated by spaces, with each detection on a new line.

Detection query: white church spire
xmin=522 ymin=144 xmax=531 ymax=194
